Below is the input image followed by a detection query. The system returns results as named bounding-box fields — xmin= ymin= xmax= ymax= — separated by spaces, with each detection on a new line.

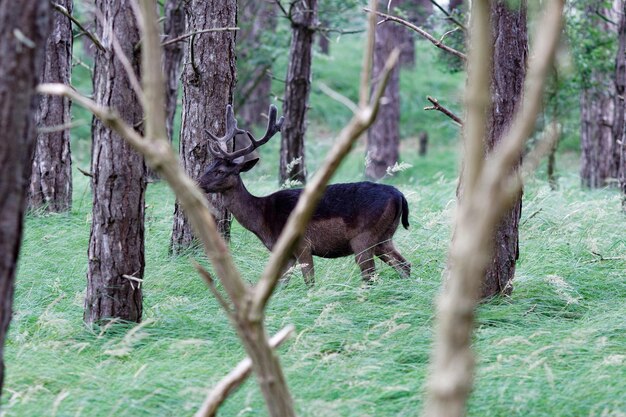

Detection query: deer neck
xmin=221 ymin=177 xmax=266 ymax=236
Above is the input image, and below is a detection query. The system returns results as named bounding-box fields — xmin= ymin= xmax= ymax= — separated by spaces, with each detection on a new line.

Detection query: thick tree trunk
xmin=28 ymin=0 xmax=73 ymax=213
xmin=616 ymin=1 xmax=626 ymax=210
xmin=279 ymin=0 xmax=317 ymax=185
xmin=0 ymin=0 xmax=49 ymax=395
xmin=482 ymin=0 xmax=527 ymax=298
xmin=580 ymin=2 xmax=619 ymax=189
xmin=365 ymin=18 xmax=402 ymax=180
xmin=170 ymin=0 xmax=237 ymax=251
xmin=85 ymin=0 xmax=146 ymax=324
xmin=398 ymin=0 xmax=432 ymax=68
xmin=237 ymin=0 xmax=274 ymax=126
xmin=163 ymin=0 xmax=185 ymax=143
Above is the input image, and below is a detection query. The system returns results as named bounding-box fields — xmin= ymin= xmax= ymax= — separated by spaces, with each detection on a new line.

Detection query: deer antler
xmin=206 ymin=105 xmax=284 ymax=161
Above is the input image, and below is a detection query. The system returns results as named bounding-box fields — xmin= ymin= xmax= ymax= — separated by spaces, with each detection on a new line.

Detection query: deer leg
xmin=295 ymin=248 xmax=315 ymax=287
xmin=352 ymin=242 xmax=376 ymax=282
xmin=375 ymin=242 xmax=411 ymax=278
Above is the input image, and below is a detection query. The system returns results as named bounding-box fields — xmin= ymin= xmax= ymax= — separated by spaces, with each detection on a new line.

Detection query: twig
xmin=195 ymin=325 xmax=296 ymax=417
xmin=122 ymin=274 xmax=144 ymax=290
xmin=76 ymin=166 xmax=93 ymax=178
xmin=192 ymin=261 xmax=233 ymax=315
xmin=429 ymin=0 xmax=467 ymax=31
xmin=51 ymin=2 xmax=105 ymax=51
xmin=521 ymin=208 xmax=542 ymax=226
xmin=424 ymin=96 xmax=462 ymax=126
xmin=364 ymin=7 xmax=467 ymax=61
xmin=160 ymin=27 xmax=240 ymax=48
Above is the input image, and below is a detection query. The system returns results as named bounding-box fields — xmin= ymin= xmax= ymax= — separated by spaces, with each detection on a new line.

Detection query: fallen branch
xmin=195 ymin=325 xmax=296 ymax=417
xmin=424 ymin=96 xmax=463 ymax=126
xmin=364 ymin=7 xmax=467 ymax=61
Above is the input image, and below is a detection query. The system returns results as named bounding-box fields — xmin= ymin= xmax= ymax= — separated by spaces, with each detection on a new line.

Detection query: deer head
xmin=198 ymin=104 xmax=284 ymax=193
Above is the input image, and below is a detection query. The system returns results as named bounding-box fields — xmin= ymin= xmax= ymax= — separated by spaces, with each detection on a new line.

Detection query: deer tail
xmin=401 ymin=194 xmax=409 ymax=230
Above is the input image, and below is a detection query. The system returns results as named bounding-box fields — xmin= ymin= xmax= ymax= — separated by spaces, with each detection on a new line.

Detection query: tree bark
xmin=614 ymin=1 xmax=626 ymax=209
xmin=237 ymin=0 xmax=274 ymax=126
xmin=481 ymin=0 xmax=527 ymax=298
xmin=170 ymin=0 xmax=237 ymax=252
xmin=85 ymin=0 xmax=146 ymax=324
xmin=580 ymin=2 xmax=619 ymax=189
xmin=28 ymin=0 xmax=73 ymax=213
xmin=365 ymin=17 xmax=402 ymax=180
xmin=279 ymin=0 xmax=317 ymax=185
xmin=0 ymin=0 xmax=49 ymax=396
xmin=163 ymin=0 xmax=185 ymax=143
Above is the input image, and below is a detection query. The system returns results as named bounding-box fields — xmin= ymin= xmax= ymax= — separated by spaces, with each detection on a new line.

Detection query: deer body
xmin=199 ymin=105 xmax=411 ymax=285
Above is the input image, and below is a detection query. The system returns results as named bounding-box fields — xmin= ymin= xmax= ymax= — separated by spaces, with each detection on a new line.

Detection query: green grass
xmin=3 ymin=33 xmax=626 ymax=417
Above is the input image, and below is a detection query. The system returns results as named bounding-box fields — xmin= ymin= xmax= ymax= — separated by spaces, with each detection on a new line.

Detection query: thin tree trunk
xmin=163 ymin=0 xmax=185 ymax=143
xmin=85 ymin=0 xmax=146 ymax=324
xmin=0 ymin=0 xmax=49 ymax=395
xmin=366 ymin=17 xmax=402 ymax=180
xmin=614 ymin=0 xmax=626 ymax=209
xmin=170 ymin=0 xmax=237 ymax=252
xmin=482 ymin=0 xmax=527 ymax=298
xmin=580 ymin=1 xmax=619 ymax=189
xmin=29 ymin=0 xmax=73 ymax=213
xmin=279 ymin=0 xmax=317 ymax=185
xmin=238 ymin=0 xmax=274 ymax=126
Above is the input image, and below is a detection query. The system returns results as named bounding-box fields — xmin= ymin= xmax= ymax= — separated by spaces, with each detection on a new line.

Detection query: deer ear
xmin=237 ymin=157 xmax=259 ymax=173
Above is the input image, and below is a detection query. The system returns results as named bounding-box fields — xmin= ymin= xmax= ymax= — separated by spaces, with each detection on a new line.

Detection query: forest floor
xmin=3 ymin=38 xmax=626 ymax=417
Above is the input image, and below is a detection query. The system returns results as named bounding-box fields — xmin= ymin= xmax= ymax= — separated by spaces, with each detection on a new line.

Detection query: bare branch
xmin=37 ymin=119 xmax=87 ymax=133
xmin=424 ymin=96 xmax=463 ymax=126
xmin=359 ymin=0 xmax=378 ymax=108
xmin=195 ymin=325 xmax=296 ymax=417
xmin=37 ymin=82 xmax=250 ymax=308
xmin=161 ymin=27 xmax=240 ymax=48
xmin=192 ymin=260 xmax=233 ymax=315
xmin=422 ymin=2 xmax=565 ymax=417
xmin=51 ymin=2 xmax=105 ymax=51
xmin=429 ymin=0 xmax=467 ymax=31
xmin=364 ymin=7 xmax=467 ymax=61
xmin=251 ymin=48 xmax=400 ymax=319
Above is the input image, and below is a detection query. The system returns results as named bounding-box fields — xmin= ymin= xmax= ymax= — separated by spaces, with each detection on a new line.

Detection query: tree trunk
xmin=614 ymin=1 xmax=626 ymax=210
xmin=163 ymin=0 xmax=185 ymax=143
xmin=85 ymin=0 xmax=146 ymax=324
xmin=398 ymin=0 xmax=432 ymax=68
xmin=170 ymin=0 xmax=237 ymax=252
xmin=365 ymin=17 xmax=402 ymax=180
xmin=279 ymin=0 xmax=317 ymax=185
xmin=237 ymin=0 xmax=274 ymax=126
xmin=0 ymin=0 xmax=49 ymax=395
xmin=28 ymin=0 xmax=73 ymax=213
xmin=580 ymin=2 xmax=619 ymax=189
xmin=482 ymin=0 xmax=527 ymax=298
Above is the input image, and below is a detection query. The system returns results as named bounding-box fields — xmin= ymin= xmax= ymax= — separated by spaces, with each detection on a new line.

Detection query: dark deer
xmin=198 ymin=105 xmax=411 ymax=285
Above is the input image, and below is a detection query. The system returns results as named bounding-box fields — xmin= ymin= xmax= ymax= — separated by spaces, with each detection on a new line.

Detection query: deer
xmin=198 ymin=104 xmax=411 ymax=286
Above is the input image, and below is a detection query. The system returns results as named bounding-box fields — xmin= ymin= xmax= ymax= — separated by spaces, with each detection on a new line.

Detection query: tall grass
xmin=3 ymin=33 xmax=625 ymax=417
